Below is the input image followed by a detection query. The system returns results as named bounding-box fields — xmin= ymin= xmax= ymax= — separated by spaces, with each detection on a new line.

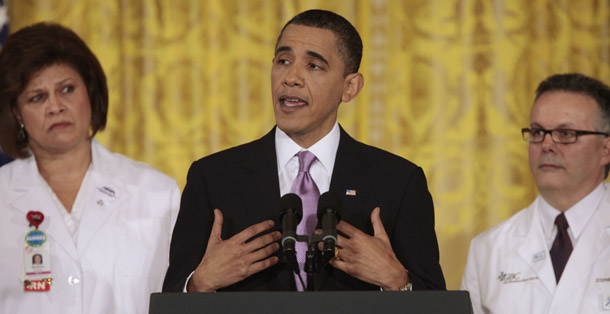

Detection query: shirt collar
xmin=539 ymin=182 xmax=606 ymax=240
xmin=275 ymin=122 xmax=340 ymax=176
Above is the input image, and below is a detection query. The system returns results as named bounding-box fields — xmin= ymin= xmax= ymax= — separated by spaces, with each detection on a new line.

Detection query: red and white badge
xmin=20 ymin=211 xmax=52 ymax=292
xmin=24 ymin=279 xmax=52 ymax=292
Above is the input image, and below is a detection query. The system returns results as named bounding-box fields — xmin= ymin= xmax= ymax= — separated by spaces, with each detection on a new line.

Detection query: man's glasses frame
xmin=521 ymin=127 xmax=609 ymax=144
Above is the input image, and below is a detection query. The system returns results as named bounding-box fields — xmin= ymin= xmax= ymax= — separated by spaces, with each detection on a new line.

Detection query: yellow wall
xmin=9 ymin=0 xmax=610 ymax=289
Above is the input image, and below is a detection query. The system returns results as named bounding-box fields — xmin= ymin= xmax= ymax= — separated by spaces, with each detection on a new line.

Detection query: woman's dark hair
xmin=0 ymin=22 xmax=108 ymax=158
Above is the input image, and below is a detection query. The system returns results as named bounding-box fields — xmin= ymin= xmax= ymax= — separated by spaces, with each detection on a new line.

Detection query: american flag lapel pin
xmin=346 ymin=189 xmax=356 ymax=196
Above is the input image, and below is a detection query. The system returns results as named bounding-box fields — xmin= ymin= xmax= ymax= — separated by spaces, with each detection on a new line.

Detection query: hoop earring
xmin=17 ymin=123 xmax=27 ymax=142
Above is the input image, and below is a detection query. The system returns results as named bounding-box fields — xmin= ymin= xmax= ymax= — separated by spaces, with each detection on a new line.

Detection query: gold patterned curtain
xmin=8 ymin=0 xmax=610 ymax=289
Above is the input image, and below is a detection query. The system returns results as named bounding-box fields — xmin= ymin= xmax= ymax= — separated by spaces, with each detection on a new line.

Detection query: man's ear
xmin=341 ymin=73 xmax=364 ymax=103
xmin=601 ymin=136 xmax=610 ymax=166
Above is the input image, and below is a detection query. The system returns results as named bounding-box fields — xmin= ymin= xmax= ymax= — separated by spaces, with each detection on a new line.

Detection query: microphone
xmin=317 ymin=191 xmax=342 ymax=259
xmin=278 ymin=193 xmax=303 ymax=270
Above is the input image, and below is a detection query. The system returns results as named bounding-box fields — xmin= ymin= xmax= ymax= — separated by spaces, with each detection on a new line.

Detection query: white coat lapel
xmin=75 ymin=141 xmax=123 ymax=253
xmin=552 ymin=193 xmax=610 ymax=306
xmin=75 ymin=173 xmax=122 ymax=253
xmin=7 ymin=158 xmax=79 ymax=261
xmin=516 ymin=199 xmax=557 ymax=295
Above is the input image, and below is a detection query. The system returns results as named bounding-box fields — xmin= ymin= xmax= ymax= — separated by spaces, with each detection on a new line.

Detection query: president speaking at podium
xmin=163 ymin=9 xmax=445 ymax=293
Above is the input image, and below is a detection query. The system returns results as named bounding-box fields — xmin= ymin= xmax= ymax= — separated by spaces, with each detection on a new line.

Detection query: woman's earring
xmin=17 ymin=123 xmax=27 ymax=142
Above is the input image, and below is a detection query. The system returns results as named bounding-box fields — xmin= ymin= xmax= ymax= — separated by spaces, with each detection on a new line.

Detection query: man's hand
xmin=329 ymin=207 xmax=409 ymax=290
xmin=187 ymin=209 xmax=281 ymax=292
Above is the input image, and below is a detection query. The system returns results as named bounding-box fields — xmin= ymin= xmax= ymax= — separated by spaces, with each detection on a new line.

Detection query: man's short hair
xmin=275 ymin=9 xmax=363 ymax=76
xmin=535 ymin=73 xmax=610 ymax=177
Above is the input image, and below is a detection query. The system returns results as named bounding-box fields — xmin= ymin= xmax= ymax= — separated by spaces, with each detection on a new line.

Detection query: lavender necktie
xmin=290 ymin=150 xmax=320 ymax=291
xmin=550 ymin=212 xmax=572 ymax=283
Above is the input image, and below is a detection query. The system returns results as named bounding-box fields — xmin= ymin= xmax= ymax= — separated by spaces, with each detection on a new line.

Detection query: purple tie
xmin=550 ymin=213 xmax=572 ymax=283
xmin=290 ymin=150 xmax=320 ymax=291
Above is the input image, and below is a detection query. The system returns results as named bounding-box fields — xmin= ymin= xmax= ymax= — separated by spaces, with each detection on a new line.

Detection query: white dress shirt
xmin=538 ymin=183 xmax=605 ymax=249
xmin=275 ymin=122 xmax=340 ymax=196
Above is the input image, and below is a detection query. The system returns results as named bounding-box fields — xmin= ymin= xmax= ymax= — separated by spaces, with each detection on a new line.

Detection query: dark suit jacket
xmin=163 ymin=126 xmax=445 ymax=292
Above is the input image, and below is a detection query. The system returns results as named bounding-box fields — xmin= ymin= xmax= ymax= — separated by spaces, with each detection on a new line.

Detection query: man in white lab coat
xmin=462 ymin=73 xmax=610 ymax=314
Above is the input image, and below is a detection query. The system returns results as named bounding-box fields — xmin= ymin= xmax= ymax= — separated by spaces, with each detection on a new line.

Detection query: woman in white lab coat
xmin=0 ymin=23 xmax=180 ymax=314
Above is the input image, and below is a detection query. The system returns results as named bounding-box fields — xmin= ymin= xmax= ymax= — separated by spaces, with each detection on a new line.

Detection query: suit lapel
xmin=328 ymin=127 xmax=370 ymax=213
xmin=237 ymin=127 xmax=293 ymax=290
xmin=515 ymin=200 xmax=556 ymax=296
xmin=316 ymin=126 xmax=370 ymax=290
xmin=238 ymin=128 xmax=281 ymax=225
xmin=552 ymin=193 xmax=610 ymax=307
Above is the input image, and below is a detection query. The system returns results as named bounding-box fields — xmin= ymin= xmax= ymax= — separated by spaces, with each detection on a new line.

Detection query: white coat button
xmin=68 ymin=276 xmax=80 ymax=285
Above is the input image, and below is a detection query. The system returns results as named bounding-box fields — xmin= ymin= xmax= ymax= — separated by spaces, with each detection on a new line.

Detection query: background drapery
xmin=7 ymin=0 xmax=610 ymax=289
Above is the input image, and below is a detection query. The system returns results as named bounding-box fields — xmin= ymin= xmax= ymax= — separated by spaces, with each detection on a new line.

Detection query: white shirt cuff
xmin=183 ymin=271 xmax=195 ymax=292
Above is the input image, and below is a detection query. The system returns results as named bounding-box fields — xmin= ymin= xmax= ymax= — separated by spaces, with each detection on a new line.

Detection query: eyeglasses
xmin=521 ymin=127 xmax=609 ymax=144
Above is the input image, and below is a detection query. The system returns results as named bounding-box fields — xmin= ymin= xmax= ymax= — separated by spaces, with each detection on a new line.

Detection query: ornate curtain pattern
xmin=9 ymin=0 xmax=610 ymax=289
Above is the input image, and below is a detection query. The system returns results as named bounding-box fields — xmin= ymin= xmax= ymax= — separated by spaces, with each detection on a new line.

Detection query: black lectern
xmin=150 ymin=291 xmax=473 ymax=314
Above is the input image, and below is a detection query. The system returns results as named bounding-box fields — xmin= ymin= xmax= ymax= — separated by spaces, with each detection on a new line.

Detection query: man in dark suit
xmin=163 ymin=9 xmax=445 ymax=293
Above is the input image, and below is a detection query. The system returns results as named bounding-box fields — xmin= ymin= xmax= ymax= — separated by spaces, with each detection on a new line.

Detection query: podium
xmin=150 ymin=290 xmax=473 ymax=314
